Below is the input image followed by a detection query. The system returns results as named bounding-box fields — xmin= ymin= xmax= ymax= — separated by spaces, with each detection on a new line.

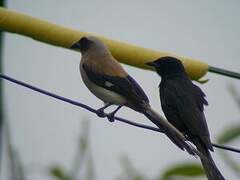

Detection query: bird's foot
xmin=106 ymin=112 xmax=115 ymax=122
xmin=96 ymin=103 xmax=112 ymax=117
xmin=106 ymin=105 xmax=122 ymax=122
xmin=96 ymin=109 xmax=106 ymax=118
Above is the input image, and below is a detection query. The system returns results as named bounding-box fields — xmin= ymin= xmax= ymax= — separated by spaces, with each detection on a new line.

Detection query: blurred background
xmin=0 ymin=0 xmax=240 ymax=179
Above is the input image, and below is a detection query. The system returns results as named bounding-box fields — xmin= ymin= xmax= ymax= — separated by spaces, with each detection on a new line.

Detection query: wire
xmin=1 ymin=73 xmax=239 ymax=154
xmin=212 ymin=143 xmax=240 ymax=153
xmin=208 ymin=66 xmax=240 ymax=80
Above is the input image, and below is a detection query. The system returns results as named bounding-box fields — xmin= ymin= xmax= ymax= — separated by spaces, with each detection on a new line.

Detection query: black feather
xmin=160 ymin=78 xmax=212 ymax=150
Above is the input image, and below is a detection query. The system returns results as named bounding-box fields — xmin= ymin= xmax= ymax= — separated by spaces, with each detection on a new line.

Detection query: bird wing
xmin=192 ymin=84 xmax=208 ymax=111
xmin=82 ymin=64 xmax=149 ymax=110
xmin=160 ymin=79 xmax=212 ymax=150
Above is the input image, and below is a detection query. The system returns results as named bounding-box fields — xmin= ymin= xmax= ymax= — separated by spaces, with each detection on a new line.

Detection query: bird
xmin=146 ymin=56 xmax=225 ymax=180
xmin=71 ymin=36 xmax=198 ymax=156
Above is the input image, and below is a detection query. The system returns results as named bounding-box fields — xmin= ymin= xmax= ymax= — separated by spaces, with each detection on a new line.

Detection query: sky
xmin=1 ymin=0 xmax=240 ymax=179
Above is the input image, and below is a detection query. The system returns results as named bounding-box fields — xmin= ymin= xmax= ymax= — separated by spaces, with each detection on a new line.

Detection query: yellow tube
xmin=0 ymin=7 xmax=208 ymax=81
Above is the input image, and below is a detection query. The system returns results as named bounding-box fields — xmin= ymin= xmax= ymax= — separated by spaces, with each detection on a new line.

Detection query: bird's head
xmin=71 ymin=36 xmax=110 ymax=55
xmin=146 ymin=56 xmax=186 ymax=78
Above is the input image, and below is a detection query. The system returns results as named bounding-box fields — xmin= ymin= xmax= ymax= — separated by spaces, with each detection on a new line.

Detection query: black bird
xmin=147 ymin=56 xmax=225 ymax=180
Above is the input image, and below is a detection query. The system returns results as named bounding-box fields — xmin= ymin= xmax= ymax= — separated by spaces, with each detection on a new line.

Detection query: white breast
xmin=80 ymin=63 xmax=126 ymax=105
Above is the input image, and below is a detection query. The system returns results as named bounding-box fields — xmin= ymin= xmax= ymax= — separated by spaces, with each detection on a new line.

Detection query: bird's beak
xmin=146 ymin=61 xmax=156 ymax=67
xmin=71 ymin=41 xmax=81 ymax=50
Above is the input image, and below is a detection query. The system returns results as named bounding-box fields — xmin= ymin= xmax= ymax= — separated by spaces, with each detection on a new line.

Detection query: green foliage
xmin=119 ymin=158 xmax=204 ymax=180
xmin=217 ymin=125 xmax=240 ymax=177
xmin=217 ymin=125 xmax=240 ymax=144
xmin=215 ymin=85 xmax=240 ymax=177
xmin=228 ymin=84 xmax=240 ymax=108
xmin=160 ymin=163 xmax=204 ymax=180
xmin=0 ymin=0 xmax=4 ymax=7
xmin=50 ymin=166 xmax=71 ymax=180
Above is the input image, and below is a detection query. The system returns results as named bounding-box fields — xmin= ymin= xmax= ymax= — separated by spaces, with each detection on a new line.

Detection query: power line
xmin=212 ymin=143 xmax=240 ymax=153
xmin=1 ymin=73 xmax=239 ymax=154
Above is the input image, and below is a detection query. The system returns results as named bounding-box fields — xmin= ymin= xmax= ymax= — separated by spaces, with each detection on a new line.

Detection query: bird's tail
xmin=194 ymin=139 xmax=225 ymax=180
xmin=143 ymin=106 xmax=197 ymax=156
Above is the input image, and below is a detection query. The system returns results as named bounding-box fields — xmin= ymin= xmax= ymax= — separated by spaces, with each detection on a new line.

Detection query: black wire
xmin=0 ymin=74 xmax=97 ymax=113
xmin=1 ymin=73 xmax=239 ymax=154
xmin=208 ymin=66 xmax=240 ymax=80
xmin=212 ymin=143 xmax=240 ymax=153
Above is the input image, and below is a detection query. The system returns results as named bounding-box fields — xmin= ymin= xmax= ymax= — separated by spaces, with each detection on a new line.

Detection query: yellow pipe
xmin=0 ymin=7 xmax=208 ymax=81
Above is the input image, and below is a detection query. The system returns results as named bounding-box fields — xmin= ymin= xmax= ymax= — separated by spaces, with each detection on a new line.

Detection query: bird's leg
xmin=96 ymin=103 xmax=112 ymax=117
xmin=107 ymin=105 xmax=123 ymax=122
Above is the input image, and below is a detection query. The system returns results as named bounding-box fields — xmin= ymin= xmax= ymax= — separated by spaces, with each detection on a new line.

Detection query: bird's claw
xmin=106 ymin=113 xmax=115 ymax=122
xmin=96 ymin=109 xmax=106 ymax=118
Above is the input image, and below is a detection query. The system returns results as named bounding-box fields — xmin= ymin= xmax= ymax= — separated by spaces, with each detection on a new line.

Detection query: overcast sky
xmin=1 ymin=0 xmax=240 ymax=179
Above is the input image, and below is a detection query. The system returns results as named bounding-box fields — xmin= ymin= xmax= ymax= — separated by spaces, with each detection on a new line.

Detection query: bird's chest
xmin=79 ymin=63 xmax=126 ymax=105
